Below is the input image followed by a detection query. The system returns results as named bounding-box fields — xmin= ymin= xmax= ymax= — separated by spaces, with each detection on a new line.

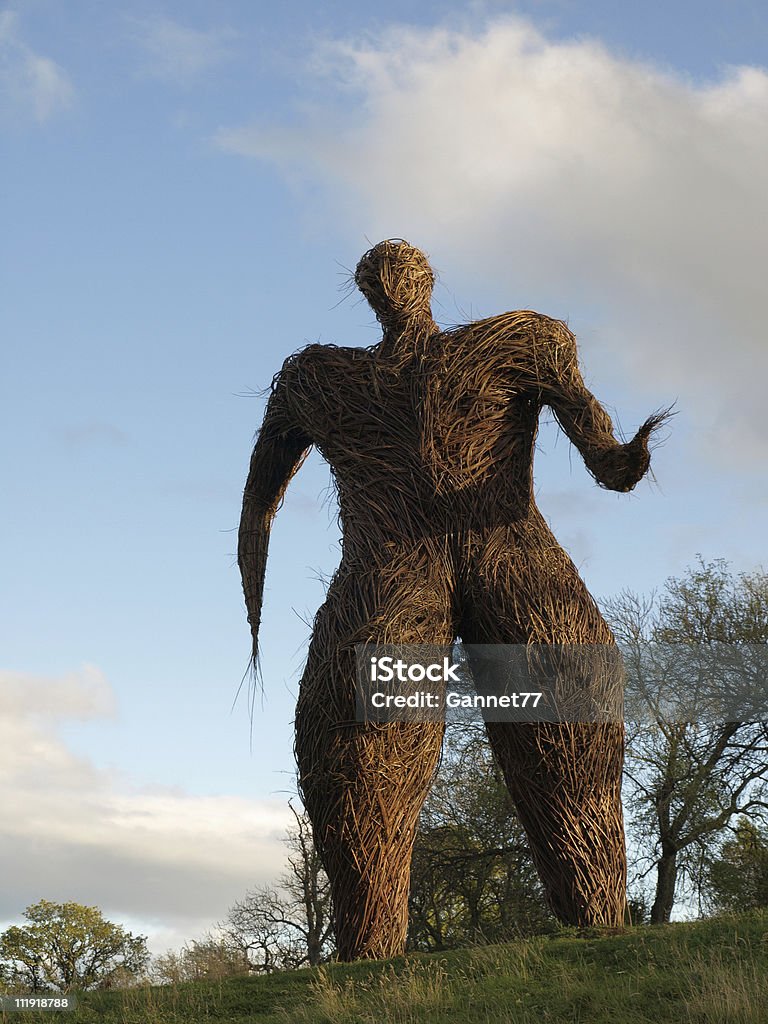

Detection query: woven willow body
xmin=239 ymin=240 xmax=667 ymax=960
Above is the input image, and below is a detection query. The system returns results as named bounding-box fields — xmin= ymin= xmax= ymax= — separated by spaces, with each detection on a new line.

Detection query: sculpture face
xmin=354 ymin=239 xmax=435 ymax=324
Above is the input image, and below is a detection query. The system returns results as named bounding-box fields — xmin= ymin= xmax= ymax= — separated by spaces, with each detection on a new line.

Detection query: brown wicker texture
xmin=238 ymin=240 xmax=669 ymax=960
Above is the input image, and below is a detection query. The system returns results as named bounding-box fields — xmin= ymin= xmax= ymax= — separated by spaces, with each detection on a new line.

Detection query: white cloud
xmin=0 ymin=667 xmax=292 ymax=946
xmin=131 ymin=15 xmax=237 ymax=84
xmin=0 ymin=665 xmax=117 ymax=721
xmin=217 ymin=16 xmax=768 ymax=463
xmin=0 ymin=10 xmax=74 ymax=121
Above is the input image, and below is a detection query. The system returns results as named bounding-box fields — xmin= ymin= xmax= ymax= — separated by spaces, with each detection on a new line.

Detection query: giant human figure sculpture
xmin=239 ymin=240 xmax=666 ymax=961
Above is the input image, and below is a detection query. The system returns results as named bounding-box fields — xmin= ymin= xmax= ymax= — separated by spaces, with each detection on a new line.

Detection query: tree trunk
xmin=307 ymin=931 xmax=322 ymax=967
xmin=650 ymin=843 xmax=678 ymax=923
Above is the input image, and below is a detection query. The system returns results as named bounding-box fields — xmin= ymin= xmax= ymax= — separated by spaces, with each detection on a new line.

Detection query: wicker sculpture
xmin=239 ymin=240 xmax=668 ymax=960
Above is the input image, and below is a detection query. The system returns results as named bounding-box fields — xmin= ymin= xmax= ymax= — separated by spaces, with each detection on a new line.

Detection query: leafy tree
xmin=408 ymin=724 xmax=553 ymax=950
xmin=0 ymin=900 xmax=149 ymax=992
xmin=704 ymin=817 xmax=768 ymax=913
xmin=604 ymin=559 xmax=768 ymax=924
xmin=223 ymin=802 xmax=334 ymax=971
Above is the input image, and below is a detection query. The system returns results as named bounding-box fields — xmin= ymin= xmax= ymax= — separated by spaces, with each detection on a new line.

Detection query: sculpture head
xmin=354 ymin=239 xmax=435 ymax=326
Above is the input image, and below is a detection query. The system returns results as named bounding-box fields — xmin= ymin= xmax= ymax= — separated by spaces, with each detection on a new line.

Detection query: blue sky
xmin=1 ymin=0 xmax=766 ymax=953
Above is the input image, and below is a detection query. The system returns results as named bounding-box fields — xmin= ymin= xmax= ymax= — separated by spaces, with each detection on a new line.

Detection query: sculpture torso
xmin=280 ymin=311 xmax=564 ymax=557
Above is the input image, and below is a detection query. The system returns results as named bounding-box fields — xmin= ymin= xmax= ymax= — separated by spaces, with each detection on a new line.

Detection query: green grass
xmin=5 ymin=911 xmax=768 ymax=1023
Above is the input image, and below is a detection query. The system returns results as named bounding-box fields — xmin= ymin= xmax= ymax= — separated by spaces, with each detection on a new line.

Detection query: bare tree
xmin=223 ymin=802 xmax=334 ymax=971
xmin=408 ymin=724 xmax=553 ymax=949
xmin=605 ymin=559 xmax=768 ymax=923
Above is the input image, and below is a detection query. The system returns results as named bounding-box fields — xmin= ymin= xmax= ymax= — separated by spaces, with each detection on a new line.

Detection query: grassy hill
xmin=5 ymin=911 xmax=768 ymax=1023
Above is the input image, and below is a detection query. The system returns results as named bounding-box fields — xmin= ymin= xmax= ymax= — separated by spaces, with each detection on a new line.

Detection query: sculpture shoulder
xmin=273 ymin=342 xmax=369 ymax=391
xmin=442 ymin=310 xmax=577 ymax=369
xmin=267 ymin=344 xmax=371 ymax=433
xmin=450 ymin=309 xmax=574 ymax=342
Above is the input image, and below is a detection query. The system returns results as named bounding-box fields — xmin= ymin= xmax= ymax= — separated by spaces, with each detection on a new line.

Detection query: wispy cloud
xmin=58 ymin=421 xmax=129 ymax=448
xmin=0 ymin=9 xmax=74 ymax=121
xmin=0 ymin=667 xmax=292 ymax=944
xmin=216 ymin=16 xmax=768 ymax=463
xmin=130 ymin=15 xmax=237 ymax=84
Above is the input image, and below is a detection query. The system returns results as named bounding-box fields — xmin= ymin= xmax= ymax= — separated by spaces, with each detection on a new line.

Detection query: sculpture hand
xmin=591 ymin=411 xmax=671 ymax=493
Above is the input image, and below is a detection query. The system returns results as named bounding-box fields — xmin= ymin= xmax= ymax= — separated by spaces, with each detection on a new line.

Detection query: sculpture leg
xmin=295 ymin=556 xmax=453 ymax=960
xmin=462 ymin=524 xmax=627 ymax=927
xmin=483 ymin=720 xmax=626 ymax=926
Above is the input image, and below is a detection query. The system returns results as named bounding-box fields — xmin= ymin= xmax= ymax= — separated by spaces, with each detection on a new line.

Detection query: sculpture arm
xmin=540 ymin=323 xmax=669 ymax=493
xmin=238 ymin=367 xmax=312 ymax=666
